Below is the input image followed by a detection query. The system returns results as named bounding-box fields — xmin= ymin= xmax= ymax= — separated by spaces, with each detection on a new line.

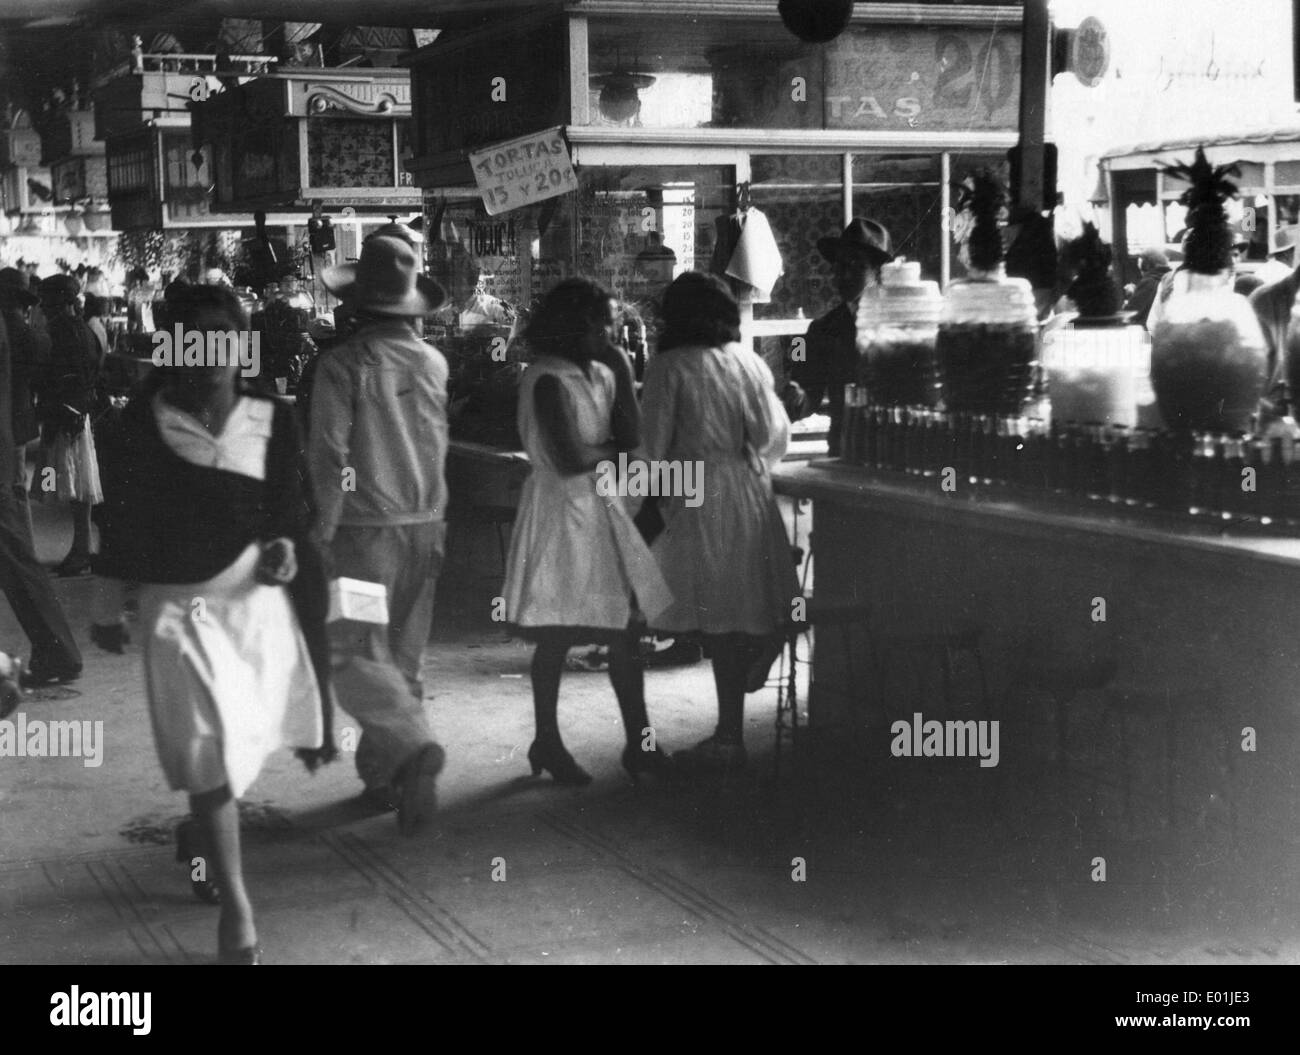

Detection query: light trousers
xmin=328 ymin=521 xmax=444 ymax=791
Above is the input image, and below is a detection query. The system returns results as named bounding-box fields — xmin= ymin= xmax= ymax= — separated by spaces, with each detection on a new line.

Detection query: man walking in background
xmin=0 ymin=284 xmax=83 ymax=690
xmin=308 ymin=234 xmax=450 ymax=835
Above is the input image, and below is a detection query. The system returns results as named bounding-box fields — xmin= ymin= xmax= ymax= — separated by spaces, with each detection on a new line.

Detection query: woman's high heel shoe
xmin=527 ymin=739 xmax=593 ymax=787
xmin=622 ymin=743 xmax=674 ymax=783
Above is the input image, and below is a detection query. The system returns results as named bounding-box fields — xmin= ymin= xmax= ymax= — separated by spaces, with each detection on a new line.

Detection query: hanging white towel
xmin=725 ymin=207 xmax=784 ymax=301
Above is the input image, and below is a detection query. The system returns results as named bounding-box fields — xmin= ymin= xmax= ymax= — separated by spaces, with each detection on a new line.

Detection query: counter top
xmin=773 ymin=459 xmax=1300 ymax=574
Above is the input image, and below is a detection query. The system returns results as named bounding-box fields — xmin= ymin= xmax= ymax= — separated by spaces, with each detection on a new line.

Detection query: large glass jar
xmin=1043 ymin=316 xmax=1149 ymax=428
xmin=935 ymin=265 xmax=1040 ymax=415
xmin=1149 ymin=269 xmax=1268 ymax=433
xmin=856 ymin=258 xmax=942 ymax=407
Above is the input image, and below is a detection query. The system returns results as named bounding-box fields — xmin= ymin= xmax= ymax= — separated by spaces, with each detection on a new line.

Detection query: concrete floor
xmin=2 ymin=499 xmax=1299 ymax=965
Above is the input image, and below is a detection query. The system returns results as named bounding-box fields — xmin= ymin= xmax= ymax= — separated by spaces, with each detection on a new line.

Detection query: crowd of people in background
xmin=0 ymin=220 xmax=807 ymax=966
xmin=18 ymin=200 xmax=1300 ymax=966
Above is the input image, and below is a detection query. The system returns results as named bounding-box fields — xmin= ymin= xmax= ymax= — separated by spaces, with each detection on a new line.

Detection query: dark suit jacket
xmin=1 ymin=310 xmax=50 ymax=446
xmin=789 ymin=301 xmax=856 ymax=455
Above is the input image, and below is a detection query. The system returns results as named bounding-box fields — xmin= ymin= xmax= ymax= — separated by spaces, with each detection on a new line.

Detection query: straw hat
xmin=816 ymin=218 xmax=894 ymax=267
xmin=322 ymin=235 xmax=445 ymax=316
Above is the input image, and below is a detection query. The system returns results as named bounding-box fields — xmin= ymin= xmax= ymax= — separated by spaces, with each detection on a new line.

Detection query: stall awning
xmin=1103 ymin=127 xmax=1300 ymax=171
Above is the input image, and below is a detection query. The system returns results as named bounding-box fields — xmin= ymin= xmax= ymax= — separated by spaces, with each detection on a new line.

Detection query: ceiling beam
xmin=0 ymin=0 xmax=558 ymax=30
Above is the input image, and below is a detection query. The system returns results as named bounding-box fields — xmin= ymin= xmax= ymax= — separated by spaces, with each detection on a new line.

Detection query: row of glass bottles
xmin=840 ymin=384 xmax=1300 ymax=526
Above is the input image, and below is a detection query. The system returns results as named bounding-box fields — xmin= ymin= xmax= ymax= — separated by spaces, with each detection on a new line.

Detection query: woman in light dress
xmin=92 ymin=285 xmax=333 ymax=964
xmin=502 ymin=278 xmax=674 ymax=785
xmin=640 ymin=272 xmax=801 ymax=772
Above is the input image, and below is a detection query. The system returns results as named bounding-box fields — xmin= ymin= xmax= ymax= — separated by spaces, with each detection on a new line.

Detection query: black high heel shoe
xmin=527 ymin=739 xmax=592 ymax=787
xmin=622 ymin=743 xmax=675 ymax=783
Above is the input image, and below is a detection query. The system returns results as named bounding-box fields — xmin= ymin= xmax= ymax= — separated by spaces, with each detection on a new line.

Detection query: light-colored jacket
xmin=307 ymin=318 xmax=449 ymax=541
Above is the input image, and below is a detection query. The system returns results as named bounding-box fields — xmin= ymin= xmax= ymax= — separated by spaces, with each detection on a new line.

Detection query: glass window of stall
xmin=851 ymin=154 xmax=943 ymax=281
xmin=581 ymin=15 xmax=1020 ymax=136
xmin=584 ymin=17 xmax=819 ymax=132
xmin=571 ymin=164 xmax=733 ymax=352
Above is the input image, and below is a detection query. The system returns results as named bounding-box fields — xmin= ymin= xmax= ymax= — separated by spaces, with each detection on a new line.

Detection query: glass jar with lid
xmin=935 ymin=263 xmax=1040 ymax=416
xmin=856 ymin=258 xmax=942 ymax=407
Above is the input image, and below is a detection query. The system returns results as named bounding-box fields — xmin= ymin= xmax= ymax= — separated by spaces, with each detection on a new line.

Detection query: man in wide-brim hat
xmin=788 ymin=218 xmax=894 ymax=456
xmin=307 ymin=234 xmax=450 ymax=835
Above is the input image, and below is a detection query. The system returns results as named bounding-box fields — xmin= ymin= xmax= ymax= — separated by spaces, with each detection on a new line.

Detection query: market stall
xmin=404 ymin=0 xmax=1026 ymax=493
xmin=1100 ymin=126 xmax=1300 ymax=284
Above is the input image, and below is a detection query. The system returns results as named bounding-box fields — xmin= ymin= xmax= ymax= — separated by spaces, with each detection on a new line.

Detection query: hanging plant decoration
xmin=778 ymin=0 xmax=855 ymax=45
xmin=952 ymin=169 xmax=1009 ymax=272
xmin=1159 ymin=146 xmax=1239 ymax=276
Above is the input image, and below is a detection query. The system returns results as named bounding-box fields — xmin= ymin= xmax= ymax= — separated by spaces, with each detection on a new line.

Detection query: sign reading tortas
xmin=469 ymin=127 xmax=577 ymax=216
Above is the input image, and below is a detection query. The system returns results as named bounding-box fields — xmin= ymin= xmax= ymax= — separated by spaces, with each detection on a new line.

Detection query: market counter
xmin=446 ymin=412 xmax=832 ymax=514
xmin=770 ymin=459 xmax=1300 ymax=812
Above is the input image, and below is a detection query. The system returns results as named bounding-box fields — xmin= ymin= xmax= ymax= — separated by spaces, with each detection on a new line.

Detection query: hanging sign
xmin=468 ymin=126 xmax=577 ymax=216
xmin=1071 ymin=17 xmax=1110 ymax=88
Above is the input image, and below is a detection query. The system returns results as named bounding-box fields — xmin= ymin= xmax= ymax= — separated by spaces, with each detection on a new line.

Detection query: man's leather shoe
xmin=20 ymin=663 xmax=82 ymax=689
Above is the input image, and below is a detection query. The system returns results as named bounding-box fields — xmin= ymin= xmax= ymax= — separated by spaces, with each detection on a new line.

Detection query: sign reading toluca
xmin=468 ymin=127 xmax=577 ymax=216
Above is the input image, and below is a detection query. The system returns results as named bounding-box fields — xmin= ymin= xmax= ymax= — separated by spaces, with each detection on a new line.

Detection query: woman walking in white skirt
xmin=92 ymin=286 xmax=334 ymax=964
xmin=503 ymin=278 xmax=675 ymax=785
xmin=640 ymin=273 xmax=801 ymax=773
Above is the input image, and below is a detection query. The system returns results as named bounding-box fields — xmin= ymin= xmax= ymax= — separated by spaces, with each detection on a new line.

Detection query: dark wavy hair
xmin=657 ymin=272 xmax=741 ymax=352
xmin=524 ymin=277 xmax=612 ymax=363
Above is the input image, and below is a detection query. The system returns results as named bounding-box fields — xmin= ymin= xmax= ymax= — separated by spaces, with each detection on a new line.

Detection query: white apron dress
xmin=639 ymin=342 xmax=801 ymax=636
xmin=141 ymin=396 xmax=323 ymax=798
xmin=502 ymin=356 xmax=672 ymax=633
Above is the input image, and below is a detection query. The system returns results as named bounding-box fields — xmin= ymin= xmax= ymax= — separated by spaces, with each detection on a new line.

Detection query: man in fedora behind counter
xmin=786 ymin=218 xmax=894 ymax=457
xmin=308 ymin=234 xmax=450 ymax=835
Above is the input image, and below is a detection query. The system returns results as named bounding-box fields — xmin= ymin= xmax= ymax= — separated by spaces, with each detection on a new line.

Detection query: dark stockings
xmin=531 ymin=633 xmax=648 ymax=751
xmin=69 ymin=500 xmax=92 ymax=559
xmin=705 ymin=633 xmax=765 ymax=745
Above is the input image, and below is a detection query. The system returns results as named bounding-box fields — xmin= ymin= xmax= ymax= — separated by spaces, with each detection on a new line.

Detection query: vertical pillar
xmin=941 ymin=151 xmax=951 ymax=289
xmin=1017 ymin=0 xmax=1052 ymax=211
xmin=842 ymin=152 xmax=853 ymax=225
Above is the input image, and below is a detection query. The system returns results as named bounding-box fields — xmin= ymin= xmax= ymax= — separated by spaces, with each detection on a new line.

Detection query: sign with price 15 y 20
xmin=469 ymin=127 xmax=578 ymax=217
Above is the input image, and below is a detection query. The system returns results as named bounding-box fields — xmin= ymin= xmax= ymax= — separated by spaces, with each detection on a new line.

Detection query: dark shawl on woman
xmin=93 ymin=373 xmax=336 ymax=770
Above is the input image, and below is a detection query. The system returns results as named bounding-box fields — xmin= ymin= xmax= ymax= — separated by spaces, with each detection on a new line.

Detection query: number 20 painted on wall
xmin=934 ymin=32 xmax=1016 ymax=116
